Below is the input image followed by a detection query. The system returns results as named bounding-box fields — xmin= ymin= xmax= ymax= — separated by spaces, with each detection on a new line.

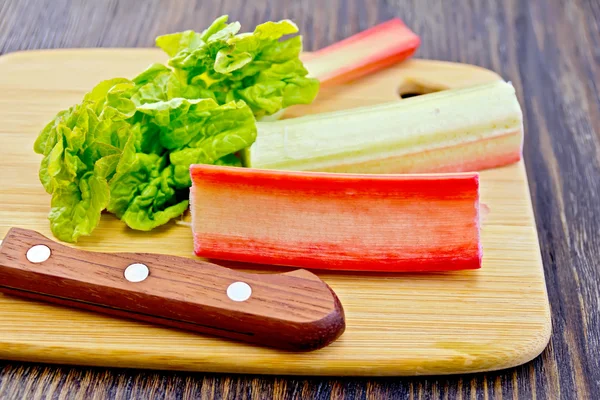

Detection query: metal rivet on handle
xmin=26 ymin=245 xmax=51 ymax=263
xmin=124 ymin=263 xmax=149 ymax=283
xmin=227 ymin=281 xmax=252 ymax=302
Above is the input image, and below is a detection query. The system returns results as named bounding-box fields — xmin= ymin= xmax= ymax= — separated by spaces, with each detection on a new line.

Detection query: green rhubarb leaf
xmin=154 ymin=14 xmax=233 ymax=58
xmin=130 ymin=63 xmax=215 ymax=106
xmin=155 ymin=31 xmax=204 ymax=58
xmin=214 ymin=153 xmax=242 ymax=167
xmin=136 ymin=97 xmax=221 ymax=149
xmin=34 ymin=16 xmax=318 ymax=241
xmin=158 ymin=15 xmax=319 ymax=118
xmin=33 ymin=78 xmax=136 ymax=242
xmin=106 ymin=130 xmax=188 ymax=231
xmin=48 ymin=171 xmax=111 ymax=243
xmin=107 ymin=98 xmax=256 ymax=230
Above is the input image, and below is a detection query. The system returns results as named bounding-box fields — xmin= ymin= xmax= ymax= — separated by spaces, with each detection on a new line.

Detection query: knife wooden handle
xmin=0 ymin=227 xmax=345 ymax=351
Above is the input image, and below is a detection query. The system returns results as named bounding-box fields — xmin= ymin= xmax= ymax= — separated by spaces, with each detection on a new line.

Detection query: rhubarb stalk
xmin=303 ymin=18 xmax=420 ymax=86
xmin=190 ymin=165 xmax=481 ymax=272
xmin=242 ymin=80 xmax=523 ymax=174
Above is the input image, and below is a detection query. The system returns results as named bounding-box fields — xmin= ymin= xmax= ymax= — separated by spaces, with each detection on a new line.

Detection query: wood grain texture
xmin=0 ymin=50 xmax=550 ymax=376
xmin=0 ymin=228 xmax=345 ymax=351
xmin=0 ymin=1 xmax=597 ymax=400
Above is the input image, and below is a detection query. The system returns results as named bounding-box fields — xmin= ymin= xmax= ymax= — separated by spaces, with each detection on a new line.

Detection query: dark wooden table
xmin=1 ymin=0 xmax=598 ymax=398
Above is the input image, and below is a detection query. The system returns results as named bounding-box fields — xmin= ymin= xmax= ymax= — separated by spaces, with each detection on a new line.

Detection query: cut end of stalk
xmin=190 ymin=165 xmax=482 ymax=273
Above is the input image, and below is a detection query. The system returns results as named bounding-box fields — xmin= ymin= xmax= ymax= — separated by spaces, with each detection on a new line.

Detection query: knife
xmin=0 ymin=227 xmax=345 ymax=351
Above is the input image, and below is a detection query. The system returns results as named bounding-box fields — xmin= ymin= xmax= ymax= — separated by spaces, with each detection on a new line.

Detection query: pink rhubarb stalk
xmin=190 ymin=165 xmax=482 ymax=272
xmin=303 ymin=18 xmax=421 ymax=87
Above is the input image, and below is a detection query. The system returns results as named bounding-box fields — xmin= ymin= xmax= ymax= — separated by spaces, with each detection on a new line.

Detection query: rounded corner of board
xmin=491 ymin=317 xmax=553 ymax=374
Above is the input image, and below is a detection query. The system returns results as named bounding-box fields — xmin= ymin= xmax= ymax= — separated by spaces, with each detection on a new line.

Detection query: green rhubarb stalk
xmin=242 ymin=80 xmax=524 ymax=173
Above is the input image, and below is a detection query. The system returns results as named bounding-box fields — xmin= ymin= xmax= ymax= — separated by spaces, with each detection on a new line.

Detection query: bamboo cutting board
xmin=0 ymin=49 xmax=551 ymax=376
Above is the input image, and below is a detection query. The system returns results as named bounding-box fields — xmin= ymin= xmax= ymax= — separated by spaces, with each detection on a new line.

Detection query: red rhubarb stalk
xmin=303 ymin=18 xmax=421 ymax=87
xmin=190 ymin=165 xmax=481 ymax=272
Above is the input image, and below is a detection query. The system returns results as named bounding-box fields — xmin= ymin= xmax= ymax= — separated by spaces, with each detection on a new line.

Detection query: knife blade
xmin=0 ymin=227 xmax=345 ymax=351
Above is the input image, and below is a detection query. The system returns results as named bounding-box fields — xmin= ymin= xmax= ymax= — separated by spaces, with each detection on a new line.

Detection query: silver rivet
xmin=26 ymin=245 xmax=51 ymax=263
xmin=227 ymin=281 xmax=252 ymax=302
xmin=124 ymin=263 xmax=149 ymax=283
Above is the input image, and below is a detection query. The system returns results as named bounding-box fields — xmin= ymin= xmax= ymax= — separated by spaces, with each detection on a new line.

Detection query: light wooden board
xmin=0 ymin=49 xmax=551 ymax=376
